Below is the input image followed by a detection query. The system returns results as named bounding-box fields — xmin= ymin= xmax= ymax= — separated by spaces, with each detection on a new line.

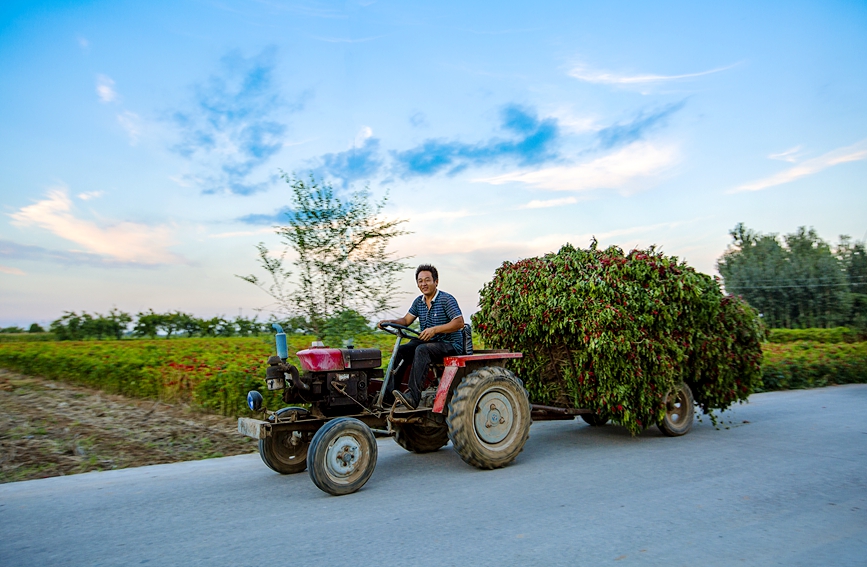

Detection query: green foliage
xmin=46 ymin=307 xmax=369 ymax=342
xmin=761 ymin=342 xmax=867 ymax=390
xmin=28 ymin=323 xmax=45 ymax=333
xmin=472 ymin=242 xmax=764 ymax=435
xmin=0 ymin=335 xmax=397 ymax=416
xmin=321 ymin=309 xmax=374 ymax=346
xmin=0 ymin=326 xmax=26 ymax=333
xmin=767 ymin=327 xmax=861 ymax=344
xmin=717 ymin=224 xmax=866 ymax=329
xmin=836 ymin=236 xmax=867 ymax=332
xmin=239 ymin=173 xmax=411 ymax=339
xmin=51 ymin=309 xmax=132 ymax=340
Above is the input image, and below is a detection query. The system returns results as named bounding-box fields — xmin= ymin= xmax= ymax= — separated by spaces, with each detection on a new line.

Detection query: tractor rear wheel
xmin=447 ymin=366 xmax=531 ymax=470
xmin=308 ymin=417 xmax=377 ymax=496
xmin=393 ymin=423 xmax=449 ymax=453
xmin=658 ymin=382 xmax=695 ymax=437
xmin=259 ymin=407 xmax=310 ymax=474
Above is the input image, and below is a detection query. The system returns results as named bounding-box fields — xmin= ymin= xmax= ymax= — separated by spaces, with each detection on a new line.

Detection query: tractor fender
xmin=432 ymin=366 xmax=460 ymax=413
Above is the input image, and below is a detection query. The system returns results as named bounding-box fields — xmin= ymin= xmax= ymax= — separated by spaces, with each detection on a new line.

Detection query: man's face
xmin=417 ymin=271 xmax=437 ymax=296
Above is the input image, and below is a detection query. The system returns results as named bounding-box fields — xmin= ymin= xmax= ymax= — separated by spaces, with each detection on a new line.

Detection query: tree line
xmin=717 ymin=223 xmax=867 ymax=330
xmin=46 ymin=309 xmax=270 ymax=340
xmin=43 ymin=308 xmax=376 ymax=344
xmin=0 ymin=324 xmax=45 ymax=334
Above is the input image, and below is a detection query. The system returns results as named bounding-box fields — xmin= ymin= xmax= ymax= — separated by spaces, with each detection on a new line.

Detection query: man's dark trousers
xmin=389 ymin=339 xmax=457 ymax=406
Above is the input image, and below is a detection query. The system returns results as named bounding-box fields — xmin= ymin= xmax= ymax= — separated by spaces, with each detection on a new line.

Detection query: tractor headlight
xmin=247 ymin=390 xmax=264 ymax=411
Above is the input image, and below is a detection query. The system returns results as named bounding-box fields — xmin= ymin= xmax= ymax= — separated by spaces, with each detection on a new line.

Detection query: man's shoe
xmin=392 ymin=390 xmax=417 ymax=410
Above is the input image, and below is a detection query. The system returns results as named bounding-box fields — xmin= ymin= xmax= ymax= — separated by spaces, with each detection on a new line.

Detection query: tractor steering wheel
xmin=380 ymin=322 xmax=421 ymax=339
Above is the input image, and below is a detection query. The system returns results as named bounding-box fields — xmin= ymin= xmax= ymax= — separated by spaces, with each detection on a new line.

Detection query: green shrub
xmin=761 ymin=342 xmax=867 ymax=390
xmin=473 ymin=243 xmax=764 ymax=434
xmin=766 ymin=327 xmax=861 ymax=344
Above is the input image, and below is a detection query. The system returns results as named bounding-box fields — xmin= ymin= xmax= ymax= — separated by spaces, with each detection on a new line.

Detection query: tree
xmin=49 ymin=309 xmax=131 ymax=340
xmin=836 ymin=236 xmax=867 ymax=331
xmin=717 ymin=223 xmax=858 ymax=329
xmin=133 ymin=310 xmax=162 ymax=339
xmin=240 ymin=174 xmax=411 ymax=338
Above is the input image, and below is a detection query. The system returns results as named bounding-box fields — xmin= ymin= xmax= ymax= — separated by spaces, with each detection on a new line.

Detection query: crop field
xmin=0 ymin=334 xmax=395 ymax=417
xmin=0 ymin=332 xmax=865 ymax=418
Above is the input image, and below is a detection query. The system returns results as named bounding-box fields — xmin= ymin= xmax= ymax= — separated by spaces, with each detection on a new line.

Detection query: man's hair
xmin=415 ymin=264 xmax=438 ymax=282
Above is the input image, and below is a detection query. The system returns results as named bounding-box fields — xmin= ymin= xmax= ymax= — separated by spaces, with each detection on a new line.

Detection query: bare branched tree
xmin=239 ymin=173 xmax=411 ymax=338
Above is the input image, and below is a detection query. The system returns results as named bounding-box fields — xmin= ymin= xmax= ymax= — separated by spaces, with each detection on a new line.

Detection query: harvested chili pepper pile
xmin=472 ymin=242 xmax=764 ymax=434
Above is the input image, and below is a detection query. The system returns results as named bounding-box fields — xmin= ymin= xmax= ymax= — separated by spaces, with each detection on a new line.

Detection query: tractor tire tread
xmin=447 ymin=366 xmax=531 ymax=470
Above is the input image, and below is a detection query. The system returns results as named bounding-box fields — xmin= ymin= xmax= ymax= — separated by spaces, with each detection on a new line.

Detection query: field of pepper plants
xmin=0 ymin=334 xmax=395 ymax=417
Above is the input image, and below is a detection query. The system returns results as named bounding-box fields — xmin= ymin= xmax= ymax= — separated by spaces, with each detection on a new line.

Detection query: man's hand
xmin=418 ymin=327 xmax=437 ymax=341
xmin=378 ymin=314 xmax=417 ymax=331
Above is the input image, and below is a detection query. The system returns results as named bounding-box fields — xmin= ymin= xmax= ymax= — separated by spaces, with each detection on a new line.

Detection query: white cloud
xmin=731 ymin=140 xmax=867 ymax=193
xmin=0 ymin=265 xmax=25 ymax=276
xmin=77 ymin=191 xmax=104 ymax=201
xmin=768 ymin=145 xmax=803 ymax=163
xmin=569 ymin=62 xmax=738 ymax=85
xmin=117 ymin=111 xmax=141 ymax=145
xmin=96 ymin=75 xmax=117 ymax=103
xmin=403 ymin=209 xmax=482 ymax=223
xmin=396 ymin=216 xmax=707 ymax=264
xmin=169 ymin=175 xmax=197 ymax=188
xmin=9 ymin=186 xmax=183 ymax=265
xmin=546 ymin=106 xmax=600 ymax=134
xmin=209 ymin=228 xmax=274 ymax=239
xmin=519 ymin=197 xmax=579 ymax=209
xmin=474 ymin=142 xmax=679 ymax=193
xmin=354 ymin=126 xmax=373 ymax=146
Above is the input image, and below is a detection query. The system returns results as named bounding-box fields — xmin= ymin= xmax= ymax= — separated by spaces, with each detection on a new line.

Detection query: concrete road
xmin=2 ymin=386 xmax=865 ymax=567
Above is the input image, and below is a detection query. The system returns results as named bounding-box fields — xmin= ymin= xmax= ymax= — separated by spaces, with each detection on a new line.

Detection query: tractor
xmin=238 ymin=323 xmax=695 ymax=496
xmin=238 ymin=323 xmax=533 ymax=495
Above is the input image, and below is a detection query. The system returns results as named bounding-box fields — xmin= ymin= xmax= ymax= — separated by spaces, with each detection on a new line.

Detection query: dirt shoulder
xmin=0 ymin=369 xmax=256 ymax=483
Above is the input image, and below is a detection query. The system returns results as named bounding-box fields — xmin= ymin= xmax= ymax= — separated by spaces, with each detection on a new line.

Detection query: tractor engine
xmin=265 ymin=346 xmax=384 ymax=416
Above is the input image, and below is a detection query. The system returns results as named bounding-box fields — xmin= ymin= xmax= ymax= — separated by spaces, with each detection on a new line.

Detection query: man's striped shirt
xmin=408 ymin=290 xmax=464 ymax=353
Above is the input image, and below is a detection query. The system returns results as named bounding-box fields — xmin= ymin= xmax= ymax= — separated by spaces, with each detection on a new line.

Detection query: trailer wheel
xmin=658 ymin=382 xmax=695 ymax=437
xmin=259 ymin=407 xmax=310 ymax=474
xmin=447 ymin=366 xmax=531 ymax=470
xmin=580 ymin=412 xmax=610 ymax=426
xmin=393 ymin=423 xmax=449 ymax=453
xmin=308 ymin=417 xmax=377 ymax=496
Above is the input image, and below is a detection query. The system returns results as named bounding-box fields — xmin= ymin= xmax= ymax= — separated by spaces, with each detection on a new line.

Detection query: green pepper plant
xmin=472 ymin=242 xmax=764 ymax=434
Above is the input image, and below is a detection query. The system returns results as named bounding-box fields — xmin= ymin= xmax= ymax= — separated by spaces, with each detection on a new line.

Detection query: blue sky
xmin=1 ymin=0 xmax=866 ymax=327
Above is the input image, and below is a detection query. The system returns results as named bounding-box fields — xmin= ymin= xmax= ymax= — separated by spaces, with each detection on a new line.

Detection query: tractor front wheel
xmin=307 ymin=417 xmax=377 ymax=496
xmin=393 ymin=423 xmax=449 ymax=453
xmin=447 ymin=366 xmax=531 ymax=470
xmin=259 ymin=407 xmax=310 ymax=474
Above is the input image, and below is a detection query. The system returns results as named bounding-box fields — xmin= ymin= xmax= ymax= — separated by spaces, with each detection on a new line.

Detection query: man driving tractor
xmin=378 ymin=264 xmax=465 ymax=410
